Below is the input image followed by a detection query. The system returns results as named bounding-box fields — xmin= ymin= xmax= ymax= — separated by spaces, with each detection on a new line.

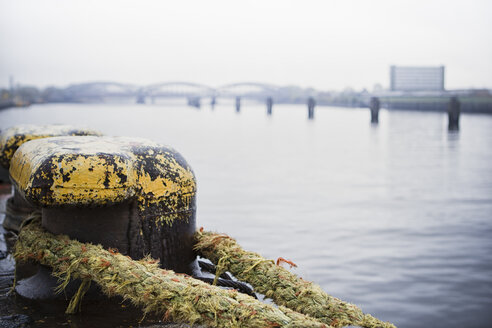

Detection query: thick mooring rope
xmin=194 ymin=230 xmax=396 ymax=328
xmin=13 ymin=219 xmax=330 ymax=328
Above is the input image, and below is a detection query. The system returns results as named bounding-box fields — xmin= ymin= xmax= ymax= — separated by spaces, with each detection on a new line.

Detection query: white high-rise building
xmin=390 ymin=66 xmax=445 ymax=92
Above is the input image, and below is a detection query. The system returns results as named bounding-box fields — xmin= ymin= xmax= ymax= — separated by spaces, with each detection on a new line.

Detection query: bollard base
xmin=16 ymin=265 xmax=104 ymax=300
xmin=3 ymin=191 xmax=36 ymax=232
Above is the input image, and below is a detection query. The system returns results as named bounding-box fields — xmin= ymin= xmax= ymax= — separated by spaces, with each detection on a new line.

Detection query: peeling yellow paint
xmin=9 ymin=136 xmax=196 ymax=221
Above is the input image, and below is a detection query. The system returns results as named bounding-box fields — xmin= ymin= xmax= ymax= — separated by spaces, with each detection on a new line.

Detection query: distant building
xmin=390 ymin=66 xmax=445 ymax=92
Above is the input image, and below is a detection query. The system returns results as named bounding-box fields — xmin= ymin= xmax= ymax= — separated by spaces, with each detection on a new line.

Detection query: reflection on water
xmin=1 ymin=102 xmax=492 ymax=328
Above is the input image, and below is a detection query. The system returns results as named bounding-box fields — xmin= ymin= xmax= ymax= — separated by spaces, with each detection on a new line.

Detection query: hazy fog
xmin=1 ymin=0 xmax=491 ymax=90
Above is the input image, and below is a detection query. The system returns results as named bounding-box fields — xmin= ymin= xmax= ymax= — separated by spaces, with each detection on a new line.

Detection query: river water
xmin=1 ymin=101 xmax=491 ymax=328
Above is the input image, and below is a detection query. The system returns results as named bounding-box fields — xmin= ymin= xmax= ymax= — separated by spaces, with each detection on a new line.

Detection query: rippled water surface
xmin=1 ymin=101 xmax=491 ymax=328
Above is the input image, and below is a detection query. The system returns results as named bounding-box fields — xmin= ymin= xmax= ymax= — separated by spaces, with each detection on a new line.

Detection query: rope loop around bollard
xmin=13 ymin=219 xmax=332 ymax=327
xmin=11 ymin=214 xmax=396 ymax=328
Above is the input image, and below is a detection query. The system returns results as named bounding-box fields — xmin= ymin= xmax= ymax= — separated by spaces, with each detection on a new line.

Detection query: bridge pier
xmin=307 ymin=97 xmax=316 ymax=119
xmin=211 ymin=96 xmax=216 ymax=109
xmin=370 ymin=97 xmax=380 ymax=124
xmin=136 ymin=94 xmax=145 ymax=104
xmin=448 ymin=96 xmax=460 ymax=131
xmin=266 ymin=97 xmax=273 ymax=115
xmin=187 ymin=97 xmax=201 ymax=109
xmin=235 ymin=96 xmax=241 ymax=112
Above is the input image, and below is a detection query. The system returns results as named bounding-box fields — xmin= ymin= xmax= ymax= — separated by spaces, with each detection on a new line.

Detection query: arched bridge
xmin=216 ymin=82 xmax=279 ymax=99
xmin=145 ymin=82 xmax=215 ymax=98
xmin=63 ymin=81 xmax=280 ymax=103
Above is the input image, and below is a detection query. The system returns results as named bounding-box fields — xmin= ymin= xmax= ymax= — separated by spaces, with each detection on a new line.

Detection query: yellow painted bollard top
xmin=9 ymin=136 xmax=196 ymax=223
xmin=0 ymin=124 xmax=102 ymax=169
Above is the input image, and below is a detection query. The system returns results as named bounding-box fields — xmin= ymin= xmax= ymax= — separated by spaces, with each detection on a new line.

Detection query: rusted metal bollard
xmin=448 ymin=96 xmax=460 ymax=130
xmin=370 ymin=97 xmax=380 ymax=124
xmin=0 ymin=124 xmax=101 ymax=232
xmin=9 ymin=136 xmax=197 ymax=299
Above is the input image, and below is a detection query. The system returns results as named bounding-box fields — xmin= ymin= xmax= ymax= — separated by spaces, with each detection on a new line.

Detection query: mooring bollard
xmin=9 ymin=136 xmax=197 ymax=299
xmin=370 ymin=97 xmax=380 ymax=124
xmin=266 ymin=97 xmax=273 ymax=115
xmin=235 ymin=96 xmax=241 ymax=112
xmin=307 ymin=97 xmax=316 ymax=119
xmin=0 ymin=124 xmax=101 ymax=232
xmin=448 ymin=96 xmax=460 ymax=130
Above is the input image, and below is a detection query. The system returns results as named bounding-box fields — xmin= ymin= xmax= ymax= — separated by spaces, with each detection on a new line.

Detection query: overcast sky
xmin=1 ymin=0 xmax=491 ymax=90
